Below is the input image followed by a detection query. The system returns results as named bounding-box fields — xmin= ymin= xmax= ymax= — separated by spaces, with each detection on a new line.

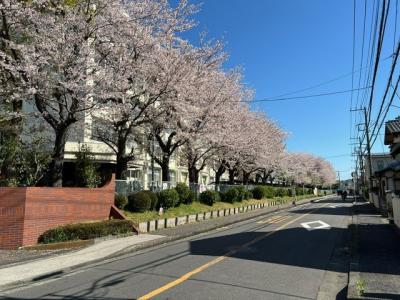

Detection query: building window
xmin=127 ymin=169 xmax=141 ymax=181
xmin=169 ymin=170 xmax=176 ymax=183
xmin=181 ymin=172 xmax=188 ymax=183
xmin=147 ymin=169 xmax=160 ymax=184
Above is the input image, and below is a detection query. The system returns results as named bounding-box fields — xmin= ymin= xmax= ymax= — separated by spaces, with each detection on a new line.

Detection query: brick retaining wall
xmin=0 ymin=175 xmax=115 ymax=249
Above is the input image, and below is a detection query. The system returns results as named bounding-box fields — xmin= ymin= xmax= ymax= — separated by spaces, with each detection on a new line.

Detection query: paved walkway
xmin=0 ymin=234 xmax=163 ymax=290
xmin=348 ymin=200 xmax=400 ymax=300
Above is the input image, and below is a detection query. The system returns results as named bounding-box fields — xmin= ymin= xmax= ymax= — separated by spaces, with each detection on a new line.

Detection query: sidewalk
xmin=0 ymin=234 xmax=163 ymax=290
xmin=347 ymin=200 xmax=400 ymax=300
xmin=0 ymin=195 xmax=332 ymax=292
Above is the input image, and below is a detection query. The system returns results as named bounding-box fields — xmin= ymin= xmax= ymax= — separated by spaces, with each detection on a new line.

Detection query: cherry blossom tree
xmin=0 ymin=0 xmax=198 ymax=184
xmin=181 ymin=69 xmax=249 ymax=184
xmin=90 ymin=0 xmax=197 ymax=179
xmin=0 ymin=0 xmax=134 ymax=185
xmin=138 ymin=39 xmax=228 ymax=182
xmin=210 ymin=103 xmax=286 ymax=185
xmin=280 ymin=152 xmax=336 ymax=187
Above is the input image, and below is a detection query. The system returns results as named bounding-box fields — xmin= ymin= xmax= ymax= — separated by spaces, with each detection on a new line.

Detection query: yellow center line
xmin=137 ymin=203 xmax=328 ymax=300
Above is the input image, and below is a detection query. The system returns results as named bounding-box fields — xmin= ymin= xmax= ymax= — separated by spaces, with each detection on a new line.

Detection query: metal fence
xmin=115 ymin=179 xmax=333 ymax=197
xmin=115 ymin=180 xmax=142 ymax=196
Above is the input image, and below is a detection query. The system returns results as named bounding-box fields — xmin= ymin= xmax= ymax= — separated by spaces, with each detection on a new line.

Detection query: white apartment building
xmin=60 ymin=111 xmax=224 ymax=190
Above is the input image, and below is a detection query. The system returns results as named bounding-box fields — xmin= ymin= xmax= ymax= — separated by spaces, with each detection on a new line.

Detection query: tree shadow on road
xmin=290 ymin=206 xmax=352 ymax=216
xmin=2 ymin=221 xmax=399 ymax=299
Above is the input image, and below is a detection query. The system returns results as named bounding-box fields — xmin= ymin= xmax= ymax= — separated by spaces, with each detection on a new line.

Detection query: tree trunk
xmin=187 ymin=148 xmax=200 ymax=184
xmin=228 ymin=169 xmax=236 ymax=185
xmin=215 ymin=164 xmax=226 ymax=185
xmin=161 ymin=154 xmax=170 ymax=182
xmin=47 ymin=127 xmax=68 ymax=187
xmin=261 ymin=170 xmax=268 ymax=184
xmin=116 ymin=155 xmax=128 ymax=180
xmin=188 ymin=164 xmax=200 ymax=184
xmin=116 ymin=134 xmax=128 ymax=180
xmin=243 ymin=171 xmax=250 ymax=185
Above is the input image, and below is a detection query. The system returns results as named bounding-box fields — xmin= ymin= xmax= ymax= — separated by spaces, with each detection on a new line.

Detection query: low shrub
xmin=114 ymin=193 xmax=128 ymax=209
xmin=295 ymin=187 xmax=304 ymax=196
xmin=263 ymin=186 xmax=275 ymax=199
xmin=224 ymin=188 xmax=239 ymax=203
xmin=175 ymin=183 xmax=191 ymax=204
xmin=38 ymin=220 xmax=133 ymax=244
xmin=245 ymin=189 xmax=253 ymax=200
xmin=252 ymin=186 xmax=264 ymax=200
xmin=199 ymin=190 xmax=220 ymax=206
xmin=187 ymin=189 xmax=197 ymax=204
xmin=274 ymin=188 xmax=287 ymax=198
xmin=235 ymin=186 xmax=246 ymax=202
xmin=142 ymin=190 xmax=158 ymax=210
xmin=219 ymin=191 xmax=226 ymax=202
xmin=127 ymin=191 xmax=152 ymax=212
xmin=287 ymin=188 xmax=294 ymax=197
xmin=159 ymin=189 xmax=179 ymax=209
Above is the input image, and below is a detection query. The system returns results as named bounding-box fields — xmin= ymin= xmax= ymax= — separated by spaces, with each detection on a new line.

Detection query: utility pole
xmin=363 ymin=107 xmax=373 ymax=197
xmin=337 ymin=171 xmax=341 ymax=189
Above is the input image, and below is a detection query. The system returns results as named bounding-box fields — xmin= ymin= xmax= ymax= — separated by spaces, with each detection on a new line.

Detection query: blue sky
xmin=173 ymin=0 xmax=400 ymax=180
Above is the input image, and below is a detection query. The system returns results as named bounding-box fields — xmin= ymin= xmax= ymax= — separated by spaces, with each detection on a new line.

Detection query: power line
xmin=370 ymin=41 xmax=400 ymax=140
xmin=323 ymin=154 xmax=352 ymax=159
xmin=353 ymin=0 xmax=368 ymax=140
xmin=394 ymin=0 xmax=398 ymax=56
xmin=360 ymin=0 xmax=378 ymax=110
xmin=265 ymin=65 xmax=370 ymax=100
xmin=350 ymin=0 xmax=357 ymax=141
xmin=250 ymin=86 xmax=371 ymax=103
xmin=370 ymin=75 xmax=400 ymax=148
xmin=367 ymin=0 xmax=390 ymax=122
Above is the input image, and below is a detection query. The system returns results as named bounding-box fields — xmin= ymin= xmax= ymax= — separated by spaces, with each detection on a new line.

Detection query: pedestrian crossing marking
xmin=257 ymin=215 xmax=290 ymax=224
xmin=301 ymin=220 xmax=331 ymax=230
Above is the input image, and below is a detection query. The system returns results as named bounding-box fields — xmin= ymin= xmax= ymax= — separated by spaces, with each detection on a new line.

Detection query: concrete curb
xmin=136 ymin=198 xmax=303 ymax=233
xmin=0 ymin=195 xmax=334 ymax=293
xmin=347 ymin=202 xmax=362 ymax=300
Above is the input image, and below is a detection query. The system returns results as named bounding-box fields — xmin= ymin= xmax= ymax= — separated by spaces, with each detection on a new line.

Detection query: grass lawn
xmin=124 ymin=193 xmax=323 ymax=224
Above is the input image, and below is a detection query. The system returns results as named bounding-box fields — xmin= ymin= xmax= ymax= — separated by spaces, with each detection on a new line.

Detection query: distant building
xmin=364 ymin=153 xmax=396 ymax=212
xmin=384 ymin=119 xmax=400 ymax=158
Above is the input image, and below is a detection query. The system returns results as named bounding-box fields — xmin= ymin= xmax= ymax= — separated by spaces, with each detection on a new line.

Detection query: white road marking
xmin=301 ymin=220 xmax=331 ymax=231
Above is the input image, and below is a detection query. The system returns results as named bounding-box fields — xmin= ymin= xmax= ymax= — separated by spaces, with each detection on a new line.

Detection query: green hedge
xmin=224 ymin=188 xmax=239 ymax=203
xmin=38 ymin=220 xmax=133 ymax=244
xmin=252 ymin=185 xmax=302 ymax=199
xmin=245 ymin=189 xmax=253 ymax=200
xmin=199 ymin=190 xmax=220 ymax=206
xmin=263 ymin=186 xmax=275 ymax=198
xmin=252 ymin=186 xmax=264 ymax=199
xmin=142 ymin=190 xmax=158 ymax=210
xmin=114 ymin=193 xmax=128 ymax=209
xmin=274 ymin=188 xmax=286 ymax=198
xmin=235 ymin=186 xmax=247 ymax=201
xmin=159 ymin=189 xmax=179 ymax=209
xmin=127 ymin=191 xmax=152 ymax=212
xmin=175 ymin=183 xmax=193 ymax=204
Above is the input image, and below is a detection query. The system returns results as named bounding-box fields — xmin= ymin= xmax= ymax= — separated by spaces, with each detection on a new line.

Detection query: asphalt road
xmin=2 ymin=196 xmax=352 ymax=300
